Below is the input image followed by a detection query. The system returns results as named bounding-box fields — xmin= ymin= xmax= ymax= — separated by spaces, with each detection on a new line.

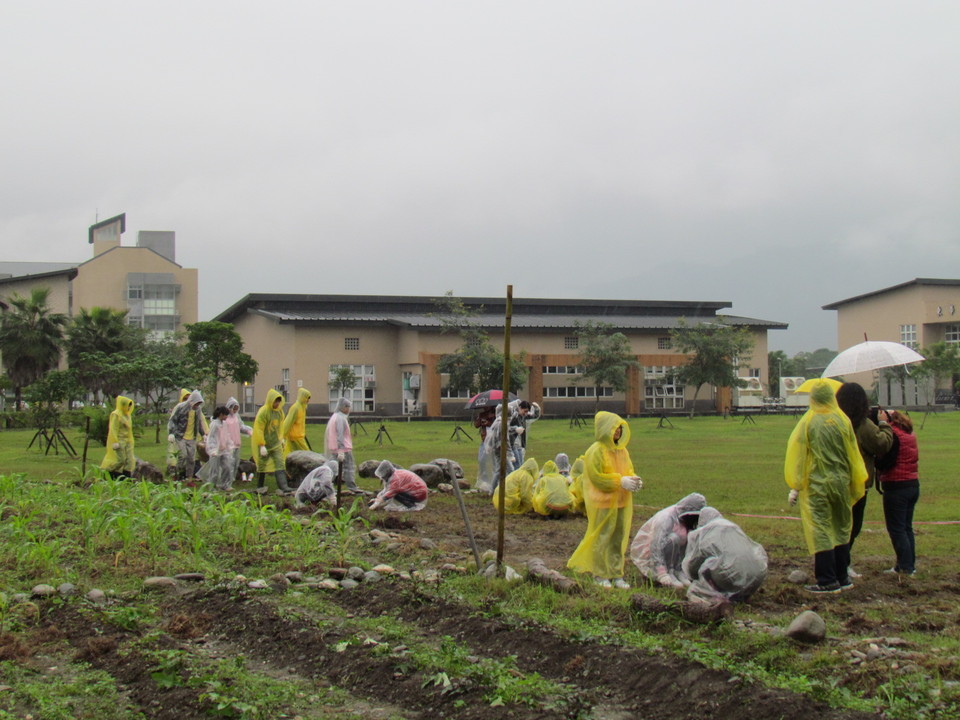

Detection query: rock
xmin=419 ymin=538 xmax=438 ymax=550
xmin=318 ymin=579 xmax=340 ymax=591
xmin=386 ymin=543 xmax=403 ymax=552
xmin=481 ymin=562 xmax=521 ymax=582
xmin=363 ymin=570 xmax=382 ymax=583
xmin=480 ymin=549 xmax=498 ymax=565
xmin=284 ymin=450 xmax=327 ymax=484
xmin=456 ymin=478 xmax=472 ymax=490
xmin=409 ymin=463 xmax=446 ymax=487
xmin=57 ymin=583 xmax=77 ymax=597
xmin=340 ymin=578 xmax=360 ymax=590
xmin=437 ymin=483 xmax=453 ymax=493
xmin=285 ymin=572 xmax=303 ymax=583
xmin=328 ymin=567 xmax=348 ymax=581
xmin=143 ymin=577 xmax=178 ymax=591
xmin=785 ymin=610 xmax=826 ymax=644
xmin=346 ymin=566 xmax=366 ymax=581
xmin=132 ymin=458 xmax=165 ymax=483
xmin=430 ymin=458 xmax=465 ymax=485
xmin=174 ymin=573 xmax=206 ymax=582
xmin=268 ymin=573 xmax=291 ymax=589
xmin=247 ymin=580 xmax=269 ymax=589
xmin=31 ymin=584 xmax=56 ymax=598
xmin=358 ymin=460 xmax=382 ymax=478
xmin=372 ymin=564 xmax=395 ymax=575
xmin=11 ymin=593 xmax=29 ymax=604
xmin=369 ymin=529 xmax=391 ymax=542
xmin=787 ymin=570 xmax=808 ymax=585
xmin=86 ymin=589 xmax=107 ymax=605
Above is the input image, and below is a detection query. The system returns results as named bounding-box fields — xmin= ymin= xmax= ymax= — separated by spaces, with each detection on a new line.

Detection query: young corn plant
xmin=319 ymin=498 xmax=371 ymax=568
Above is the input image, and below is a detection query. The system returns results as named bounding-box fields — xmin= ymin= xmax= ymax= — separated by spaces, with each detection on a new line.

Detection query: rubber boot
xmin=255 ymin=472 xmax=267 ymax=494
xmin=275 ymin=470 xmax=291 ymax=494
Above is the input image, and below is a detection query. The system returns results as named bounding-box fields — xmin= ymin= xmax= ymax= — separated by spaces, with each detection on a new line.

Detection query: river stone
xmin=437 ymin=483 xmax=453 ymax=493
xmin=247 ymin=579 xmax=269 ymax=589
xmin=174 ymin=573 xmax=206 ymax=582
xmin=268 ymin=573 xmax=291 ymax=588
xmin=328 ymin=567 xmax=348 ymax=580
xmin=58 ymin=583 xmax=77 ymax=597
xmin=285 ymin=450 xmax=327 ymax=484
xmin=31 ymin=584 xmax=56 ymax=598
xmin=318 ymin=579 xmax=340 ymax=590
xmin=419 ymin=538 xmax=438 ymax=550
xmin=86 ymin=589 xmax=107 ymax=604
xmin=372 ymin=564 xmax=395 ymax=575
xmin=358 ymin=460 xmax=382 ymax=478
xmin=409 ymin=463 xmax=445 ymax=487
xmin=785 ymin=610 xmax=826 ymax=644
xmin=430 ymin=458 xmax=464 ymax=484
xmin=363 ymin=570 xmax=382 ymax=583
xmin=11 ymin=593 xmax=30 ymax=604
xmin=346 ymin=566 xmax=366 ymax=581
xmin=143 ymin=577 xmax=178 ymax=591
xmin=787 ymin=570 xmax=808 ymax=585
xmin=285 ymin=571 xmax=303 ymax=583
xmin=340 ymin=578 xmax=360 ymax=590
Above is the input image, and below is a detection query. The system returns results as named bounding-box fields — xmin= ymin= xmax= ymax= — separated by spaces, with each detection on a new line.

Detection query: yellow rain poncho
xmin=282 ymin=387 xmax=312 ymax=453
xmin=568 ymin=456 xmax=586 ymax=514
xmin=567 ymin=412 xmax=636 ymax=580
xmin=493 ymin=457 xmax=538 ymax=514
xmin=101 ymin=395 xmax=135 ymax=475
xmin=784 ymin=380 xmax=867 ymax=555
xmin=253 ymin=388 xmax=286 ymax=473
xmin=532 ymin=460 xmax=574 ymax=516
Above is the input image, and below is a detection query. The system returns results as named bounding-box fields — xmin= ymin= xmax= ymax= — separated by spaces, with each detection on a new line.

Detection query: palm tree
xmin=0 ymin=288 xmax=68 ymax=410
xmin=66 ymin=306 xmax=141 ymax=402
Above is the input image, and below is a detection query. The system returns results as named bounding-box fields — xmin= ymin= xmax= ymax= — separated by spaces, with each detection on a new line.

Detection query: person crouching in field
xmin=567 ymin=412 xmax=642 ymax=589
xmin=101 ymin=395 xmax=135 ymax=480
xmin=493 ymin=458 xmax=538 ymax=515
xmin=295 ymin=460 xmax=339 ymax=508
xmin=785 ymin=379 xmax=867 ymax=594
xmin=532 ymin=459 xmax=574 ymax=518
xmin=370 ymin=461 xmax=428 ymax=511
xmin=630 ymin=492 xmax=706 ymax=589
xmin=682 ymin=506 xmax=768 ymax=604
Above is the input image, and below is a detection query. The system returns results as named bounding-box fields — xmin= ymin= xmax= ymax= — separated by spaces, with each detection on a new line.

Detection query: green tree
xmin=123 ymin=337 xmax=190 ymax=441
xmin=911 ymin=342 xmax=960 ymax=407
xmin=24 ymin=368 xmax=85 ymax=441
xmin=66 ymin=307 xmax=145 ymax=401
xmin=0 ymin=288 xmax=67 ymax=410
xmin=184 ymin=321 xmax=259 ymax=406
xmin=328 ymin=366 xmax=359 ymax=402
xmin=670 ymin=317 xmax=754 ymax=416
xmin=432 ymin=292 xmax=528 ymax=396
xmin=575 ymin=321 xmax=638 ymax=411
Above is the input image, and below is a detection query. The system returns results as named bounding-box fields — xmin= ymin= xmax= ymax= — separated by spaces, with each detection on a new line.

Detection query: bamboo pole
xmin=496 ymin=285 xmax=513 ymax=576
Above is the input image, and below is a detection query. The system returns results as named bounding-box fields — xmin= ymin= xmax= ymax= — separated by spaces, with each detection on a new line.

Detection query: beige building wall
xmin=72 ymin=247 xmax=198 ymax=328
xmin=0 ymin=275 xmax=73 ymax=317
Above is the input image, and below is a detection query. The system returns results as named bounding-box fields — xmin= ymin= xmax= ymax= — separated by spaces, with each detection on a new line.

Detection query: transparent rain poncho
xmin=567 ymin=412 xmax=637 ymax=580
xmin=784 ymin=380 xmax=867 ymax=554
xmin=682 ymin=507 xmax=768 ymax=603
xmin=630 ymin=492 xmax=707 ymax=587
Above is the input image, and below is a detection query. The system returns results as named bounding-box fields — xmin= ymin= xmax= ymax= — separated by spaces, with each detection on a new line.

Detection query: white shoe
xmin=848 ymin=567 xmax=861 ymax=579
xmin=594 ymin=578 xmax=612 ymax=588
xmin=612 ymin=578 xmax=631 ymax=589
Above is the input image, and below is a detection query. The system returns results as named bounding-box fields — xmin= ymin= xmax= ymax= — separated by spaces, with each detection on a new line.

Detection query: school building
xmin=213 ymin=293 xmax=787 ymax=418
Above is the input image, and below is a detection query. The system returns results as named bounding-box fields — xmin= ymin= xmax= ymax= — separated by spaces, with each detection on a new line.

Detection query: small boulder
xmin=785 ymin=610 xmax=826 ymax=644
xmin=358 ymin=460 xmax=382 ymax=478
xmin=143 ymin=577 xmax=178 ymax=591
xmin=31 ymin=584 xmax=56 ymax=598
xmin=86 ymin=589 xmax=107 ymax=605
xmin=57 ymin=583 xmax=77 ymax=597
xmin=363 ymin=570 xmax=382 ymax=583
xmin=372 ymin=564 xmax=395 ymax=575
xmin=786 ymin=570 xmax=808 ymax=585
xmin=285 ymin=450 xmax=327 ymax=484
xmin=419 ymin=538 xmax=438 ymax=550
xmin=317 ymin=579 xmax=340 ymax=590
xmin=247 ymin=579 xmax=269 ymax=589
xmin=328 ymin=567 xmax=348 ymax=581
xmin=409 ymin=463 xmax=445 ymax=487
xmin=340 ymin=578 xmax=360 ymax=590
xmin=437 ymin=483 xmax=453 ymax=493
xmin=285 ymin=572 xmax=304 ymax=583
xmin=430 ymin=458 xmax=465 ymax=484
xmin=346 ymin=566 xmax=366 ymax=581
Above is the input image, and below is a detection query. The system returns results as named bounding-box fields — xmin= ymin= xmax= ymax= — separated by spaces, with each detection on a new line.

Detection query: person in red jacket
xmin=370 ymin=460 xmax=428 ymax=511
xmin=877 ymin=410 xmax=920 ymax=575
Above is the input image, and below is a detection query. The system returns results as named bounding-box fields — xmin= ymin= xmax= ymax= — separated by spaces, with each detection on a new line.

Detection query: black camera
xmin=868 ymin=406 xmax=883 ymax=424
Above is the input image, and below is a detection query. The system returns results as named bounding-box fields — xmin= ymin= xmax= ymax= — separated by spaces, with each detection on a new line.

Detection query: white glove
xmin=259 ymin=446 xmax=268 ymax=458
xmin=514 ymin=427 xmax=524 ymax=435
xmin=657 ymin=573 xmax=684 ymax=589
xmin=337 ymin=453 xmax=345 ymax=462
xmin=620 ymin=476 xmax=640 ymax=492
xmin=209 ymin=450 xmax=218 ymax=457
xmin=369 ymin=498 xmax=384 ymax=510
xmin=112 ymin=443 xmax=120 ymax=450
xmin=788 ymin=489 xmax=799 ymax=506
xmin=168 ymin=434 xmax=175 ymax=443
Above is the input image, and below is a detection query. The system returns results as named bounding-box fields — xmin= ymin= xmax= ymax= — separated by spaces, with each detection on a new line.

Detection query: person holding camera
xmin=835 ymin=383 xmax=894 ymax=577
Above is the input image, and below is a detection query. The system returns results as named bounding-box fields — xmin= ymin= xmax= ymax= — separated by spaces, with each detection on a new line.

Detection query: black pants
xmin=814 ymin=544 xmax=850 ymax=586
xmin=849 ymin=494 xmax=867 ymax=549
xmin=882 ymin=480 xmax=919 ymax=573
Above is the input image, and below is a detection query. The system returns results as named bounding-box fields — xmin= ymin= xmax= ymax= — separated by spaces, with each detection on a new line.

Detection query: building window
xmin=944 ymin=324 xmax=960 ymax=345
xmin=344 ymin=337 xmax=360 ymax=350
xmin=543 ymin=386 xmax=612 ymax=398
xmin=644 ymin=365 xmax=684 ymax=410
xmin=564 ymin=337 xmax=579 ymax=350
xmin=657 ymin=337 xmax=672 ymax=350
xmin=900 ymin=324 xmax=918 ymax=349
xmin=542 ymin=365 xmax=583 ymax=374
xmin=328 ymin=364 xmax=375 ymax=411
xmin=748 ymin=368 xmax=761 ymax=378
xmin=440 ymin=386 xmax=471 ymax=399
xmin=127 ymin=286 xmax=142 ymax=300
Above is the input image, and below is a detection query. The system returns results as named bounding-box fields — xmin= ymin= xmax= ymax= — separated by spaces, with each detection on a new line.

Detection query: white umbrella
xmin=822 ymin=341 xmax=925 ymax=378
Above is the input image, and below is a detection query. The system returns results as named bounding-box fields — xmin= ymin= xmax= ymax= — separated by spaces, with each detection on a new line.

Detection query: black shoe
xmin=839 ymin=580 xmax=854 ymax=591
xmin=804 ymin=583 xmax=841 ymax=594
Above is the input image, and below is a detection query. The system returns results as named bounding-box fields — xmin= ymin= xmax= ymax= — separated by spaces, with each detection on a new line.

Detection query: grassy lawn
xmin=0 ymin=411 xmax=957 ymax=718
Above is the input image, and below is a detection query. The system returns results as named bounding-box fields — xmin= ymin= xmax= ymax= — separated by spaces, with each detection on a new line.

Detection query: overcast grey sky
xmin=3 ymin=2 xmax=958 ymax=355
